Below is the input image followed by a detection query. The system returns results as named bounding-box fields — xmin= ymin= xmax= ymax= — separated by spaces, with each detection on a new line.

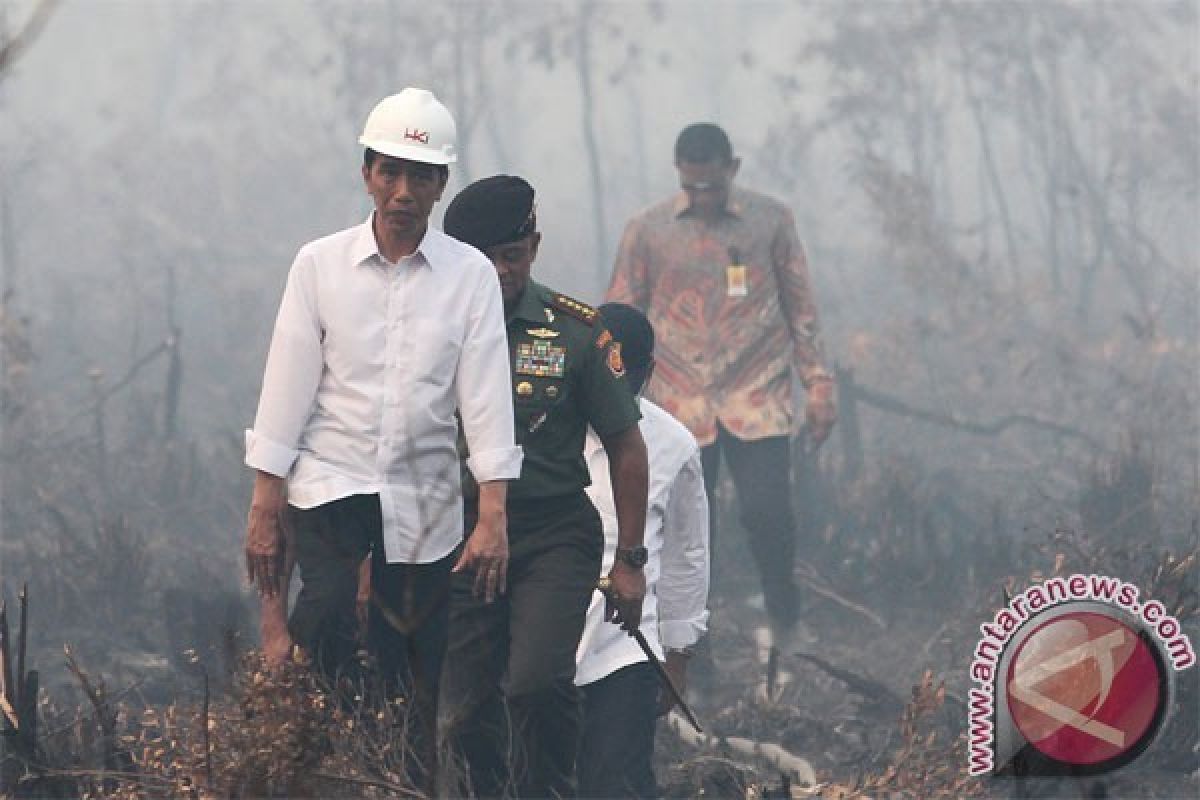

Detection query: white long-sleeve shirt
xmin=245 ymin=215 xmax=522 ymax=564
xmin=575 ymin=398 xmax=709 ymax=686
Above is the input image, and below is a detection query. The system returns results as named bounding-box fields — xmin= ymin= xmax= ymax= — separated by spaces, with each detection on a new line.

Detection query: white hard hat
xmin=358 ymin=88 xmax=457 ymax=165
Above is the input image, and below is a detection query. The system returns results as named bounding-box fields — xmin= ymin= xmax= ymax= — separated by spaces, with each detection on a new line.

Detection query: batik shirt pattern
xmin=607 ymin=186 xmax=829 ymax=446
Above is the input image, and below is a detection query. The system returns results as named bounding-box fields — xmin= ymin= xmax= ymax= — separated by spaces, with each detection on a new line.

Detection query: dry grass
xmin=8 ymin=650 xmax=440 ymax=799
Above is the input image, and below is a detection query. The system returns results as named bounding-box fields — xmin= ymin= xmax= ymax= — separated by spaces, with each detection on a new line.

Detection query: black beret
xmin=597 ymin=303 xmax=654 ymax=370
xmin=443 ymin=175 xmax=537 ymax=251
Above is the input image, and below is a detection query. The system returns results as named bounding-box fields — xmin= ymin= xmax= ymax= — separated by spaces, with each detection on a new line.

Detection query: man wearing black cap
xmin=574 ymin=303 xmax=710 ymax=799
xmin=441 ymin=175 xmax=649 ymax=799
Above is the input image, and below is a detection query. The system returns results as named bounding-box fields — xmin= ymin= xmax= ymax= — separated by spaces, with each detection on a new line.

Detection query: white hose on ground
xmin=665 ymin=710 xmax=818 ymax=788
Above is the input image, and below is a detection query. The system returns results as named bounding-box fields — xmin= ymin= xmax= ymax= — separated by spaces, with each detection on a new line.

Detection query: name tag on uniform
xmin=516 ymin=340 xmax=566 ymax=377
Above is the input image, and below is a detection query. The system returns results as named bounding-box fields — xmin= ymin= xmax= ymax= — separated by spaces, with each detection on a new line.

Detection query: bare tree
xmin=0 ymin=0 xmax=59 ymax=78
xmin=766 ymin=0 xmax=1198 ymax=520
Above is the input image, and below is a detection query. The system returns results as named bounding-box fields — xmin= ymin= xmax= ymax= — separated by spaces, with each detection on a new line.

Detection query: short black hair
xmin=674 ymin=123 xmax=733 ymax=164
xmin=363 ymin=148 xmax=449 ymax=182
xmin=597 ymin=303 xmax=655 ymax=394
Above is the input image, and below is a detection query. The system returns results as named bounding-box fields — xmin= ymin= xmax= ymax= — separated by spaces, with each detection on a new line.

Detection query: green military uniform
xmin=441 ymin=173 xmax=645 ymax=799
xmin=506 ymin=280 xmax=641 ymax=499
xmin=457 ymin=281 xmax=641 ymax=501
xmin=445 ymin=282 xmax=641 ymax=800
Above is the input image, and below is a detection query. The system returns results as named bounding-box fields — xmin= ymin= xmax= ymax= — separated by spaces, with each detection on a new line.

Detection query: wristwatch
xmin=615 ymin=545 xmax=648 ymax=569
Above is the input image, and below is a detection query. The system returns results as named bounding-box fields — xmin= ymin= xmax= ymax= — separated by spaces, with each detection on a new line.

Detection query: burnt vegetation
xmin=2 ymin=1 xmax=1198 ymax=798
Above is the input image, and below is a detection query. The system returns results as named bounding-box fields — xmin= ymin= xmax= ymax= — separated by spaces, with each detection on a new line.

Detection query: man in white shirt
xmin=243 ymin=88 xmax=521 ymax=793
xmin=575 ymin=303 xmax=710 ymax=799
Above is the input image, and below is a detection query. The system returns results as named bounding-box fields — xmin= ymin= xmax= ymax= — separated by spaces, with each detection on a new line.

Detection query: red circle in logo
xmin=1006 ymin=611 xmax=1165 ymax=767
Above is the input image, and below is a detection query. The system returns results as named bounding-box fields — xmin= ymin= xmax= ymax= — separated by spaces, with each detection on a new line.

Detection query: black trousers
xmin=442 ymin=492 xmax=604 ymax=799
xmin=701 ymin=424 xmax=799 ymax=629
xmin=287 ymin=494 xmax=453 ymax=793
xmin=577 ymin=662 xmax=659 ymax=799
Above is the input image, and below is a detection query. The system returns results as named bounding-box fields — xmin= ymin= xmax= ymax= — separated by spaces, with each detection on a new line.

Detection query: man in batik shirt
xmin=606 ymin=122 xmax=836 ymax=672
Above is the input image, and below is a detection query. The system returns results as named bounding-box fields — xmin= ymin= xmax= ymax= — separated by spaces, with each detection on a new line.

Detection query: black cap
xmin=597 ymin=303 xmax=654 ymax=371
xmin=443 ymin=175 xmax=537 ymax=251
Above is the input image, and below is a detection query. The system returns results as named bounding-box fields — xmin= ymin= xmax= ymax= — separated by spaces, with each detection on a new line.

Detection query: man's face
xmin=485 ymin=232 xmax=541 ymax=309
xmin=676 ymin=158 xmax=739 ymax=219
xmin=362 ymin=155 xmax=447 ymax=239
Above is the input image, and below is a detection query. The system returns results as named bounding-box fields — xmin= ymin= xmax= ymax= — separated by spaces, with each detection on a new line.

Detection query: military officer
xmin=441 ymin=175 xmax=649 ymax=799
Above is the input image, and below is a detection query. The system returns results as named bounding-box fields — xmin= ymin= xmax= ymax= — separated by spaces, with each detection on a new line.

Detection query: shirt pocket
xmin=411 ymin=317 xmax=463 ymax=388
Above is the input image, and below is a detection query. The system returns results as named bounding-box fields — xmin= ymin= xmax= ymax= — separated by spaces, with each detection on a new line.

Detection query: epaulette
xmin=548 ymin=292 xmax=597 ymax=325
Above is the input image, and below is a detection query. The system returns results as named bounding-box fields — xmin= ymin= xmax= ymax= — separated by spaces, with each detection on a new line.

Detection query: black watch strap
xmin=615 ymin=545 xmax=648 ymax=568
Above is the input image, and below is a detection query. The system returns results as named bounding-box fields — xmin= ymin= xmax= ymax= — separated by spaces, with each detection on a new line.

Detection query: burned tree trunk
xmin=1 ymin=587 xmax=42 ymax=795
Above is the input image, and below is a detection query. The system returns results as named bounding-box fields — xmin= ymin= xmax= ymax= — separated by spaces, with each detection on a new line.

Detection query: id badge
xmin=726 ymin=264 xmax=748 ymax=297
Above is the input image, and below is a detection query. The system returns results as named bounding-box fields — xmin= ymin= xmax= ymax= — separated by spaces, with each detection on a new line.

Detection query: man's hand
xmin=355 ymin=557 xmax=372 ymax=642
xmin=603 ymin=561 xmax=646 ymax=633
xmin=454 ymin=511 xmax=508 ymax=603
xmin=245 ymin=472 xmax=287 ymax=597
xmin=804 ymin=379 xmax=837 ymax=448
xmin=658 ymin=650 xmax=690 ymax=716
xmin=453 ymin=480 xmax=509 ymax=603
xmin=260 ymin=589 xmax=294 ymax=668
xmin=599 ymin=425 xmax=648 ymax=632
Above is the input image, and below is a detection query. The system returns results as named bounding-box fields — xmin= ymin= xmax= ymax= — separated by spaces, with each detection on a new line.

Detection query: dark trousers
xmin=577 ymin=663 xmax=659 ymax=799
xmin=442 ymin=493 xmax=603 ymax=799
xmin=701 ymin=424 xmax=799 ymax=629
xmin=287 ymin=494 xmax=453 ymax=793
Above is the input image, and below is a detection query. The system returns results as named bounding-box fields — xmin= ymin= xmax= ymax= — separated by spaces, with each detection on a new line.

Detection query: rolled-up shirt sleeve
xmin=657 ymin=448 xmax=710 ymax=650
xmin=245 ymin=249 xmax=324 ymax=478
xmin=457 ymin=261 xmax=523 ymax=483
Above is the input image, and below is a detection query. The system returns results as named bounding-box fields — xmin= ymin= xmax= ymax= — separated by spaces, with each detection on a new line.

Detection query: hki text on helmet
xmin=359 ymin=88 xmax=457 ymax=165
